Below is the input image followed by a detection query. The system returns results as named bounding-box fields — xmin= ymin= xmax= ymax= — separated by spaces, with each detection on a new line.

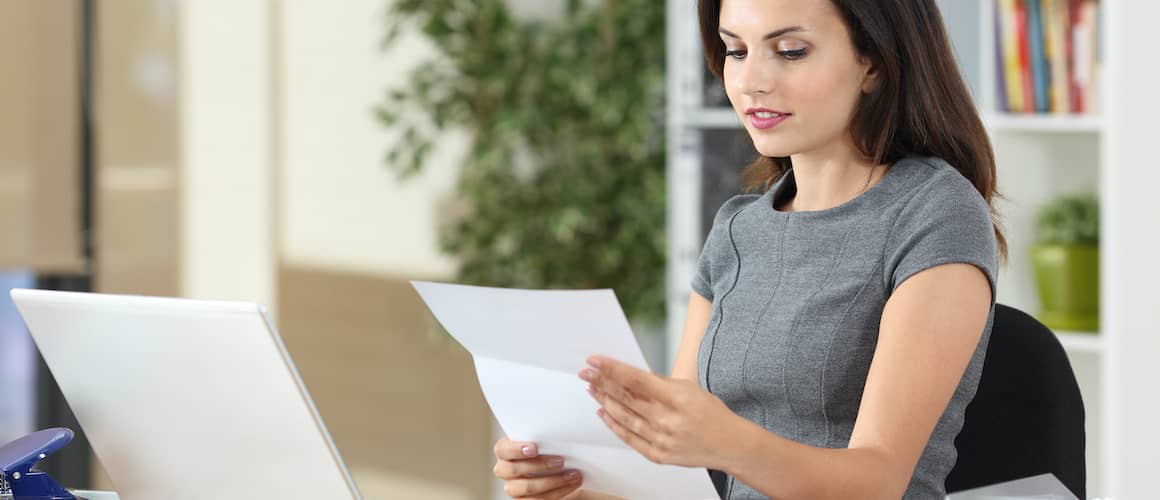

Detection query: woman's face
xmin=719 ymin=0 xmax=877 ymax=159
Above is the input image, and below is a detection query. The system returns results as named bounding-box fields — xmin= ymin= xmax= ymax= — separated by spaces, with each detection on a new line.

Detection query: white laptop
xmin=9 ymin=289 xmax=362 ymax=500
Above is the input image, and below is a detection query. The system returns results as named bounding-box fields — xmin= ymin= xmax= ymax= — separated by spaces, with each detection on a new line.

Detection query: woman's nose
xmin=733 ymin=57 xmax=773 ymax=97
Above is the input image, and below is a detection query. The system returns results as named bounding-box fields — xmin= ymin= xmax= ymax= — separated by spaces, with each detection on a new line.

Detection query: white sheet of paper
xmin=412 ymin=281 xmax=720 ymax=500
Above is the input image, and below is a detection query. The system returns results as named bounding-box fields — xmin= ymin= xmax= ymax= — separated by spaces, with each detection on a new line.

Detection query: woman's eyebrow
xmin=718 ymin=26 xmax=806 ymax=40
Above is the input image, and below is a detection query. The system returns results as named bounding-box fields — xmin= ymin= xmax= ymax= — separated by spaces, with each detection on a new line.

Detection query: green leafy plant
xmin=1035 ymin=194 xmax=1099 ymax=246
xmin=377 ymin=0 xmax=666 ymax=324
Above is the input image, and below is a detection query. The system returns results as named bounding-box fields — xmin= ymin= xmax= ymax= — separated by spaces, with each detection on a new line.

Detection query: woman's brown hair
xmin=699 ymin=0 xmax=1007 ymax=259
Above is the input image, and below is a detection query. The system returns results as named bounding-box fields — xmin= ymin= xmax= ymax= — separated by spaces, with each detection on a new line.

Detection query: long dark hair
xmin=698 ymin=0 xmax=1007 ymax=259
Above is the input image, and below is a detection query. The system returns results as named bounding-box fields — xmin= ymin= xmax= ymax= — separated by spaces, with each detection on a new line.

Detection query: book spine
xmin=1068 ymin=0 xmax=1085 ymax=113
xmin=1082 ymin=0 xmax=1100 ymax=114
xmin=1027 ymin=0 xmax=1049 ymax=112
xmin=1015 ymin=0 xmax=1035 ymax=113
xmin=994 ymin=1 xmax=1009 ymax=112
xmin=1047 ymin=0 xmax=1072 ymax=113
xmin=999 ymin=0 xmax=1024 ymax=113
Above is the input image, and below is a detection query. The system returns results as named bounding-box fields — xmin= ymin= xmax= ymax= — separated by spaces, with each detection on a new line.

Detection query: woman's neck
xmin=781 ymin=146 xmax=888 ymax=212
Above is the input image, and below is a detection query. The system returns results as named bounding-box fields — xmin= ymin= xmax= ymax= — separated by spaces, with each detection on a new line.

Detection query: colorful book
xmin=1044 ymin=0 xmax=1072 ymax=113
xmin=1082 ymin=0 xmax=1100 ymax=114
xmin=998 ymin=0 xmax=1024 ymax=113
xmin=994 ymin=0 xmax=1099 ymax=116
xmin=994 ymin=2 xmax=1009 ymax=112
xmin=1014 ymin=0 xmax=1035 ymax=113
xmin=1026 ymin=0 xmax=1049 ymax=112
xmin=1068 ymin=0 xmax=1085 ymax=113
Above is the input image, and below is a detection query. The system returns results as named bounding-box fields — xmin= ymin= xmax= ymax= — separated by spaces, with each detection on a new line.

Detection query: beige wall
xmin=277 ymin=0 xmax=585 ymax=279
xmin=179 ymin=0 xmax=276 ymax=306
xmin=279 ymin=0 xmax=464 ymax=279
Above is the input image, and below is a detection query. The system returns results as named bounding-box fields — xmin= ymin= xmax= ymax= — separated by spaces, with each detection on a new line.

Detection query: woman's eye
xmin=778 ymin=48 xmax=808 ymax=60
xmin=775 ymin=40 xmax=809 ymax=60
xmin=724 ymin=49 xmax=747 ymax=61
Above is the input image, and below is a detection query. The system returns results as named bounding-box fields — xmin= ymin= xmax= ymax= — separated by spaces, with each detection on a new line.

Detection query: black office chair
xmin=945 ymin=304 xmax=1086 ymax=499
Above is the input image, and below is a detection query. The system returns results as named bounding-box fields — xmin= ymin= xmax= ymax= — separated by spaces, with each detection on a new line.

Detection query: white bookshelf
xmin=978 ymin=0 xmax=1108 ymax=496
xmin=982 ymin=112 xmax=1102 ymax=133
xmin=665 ymin=1 xmax=1141 ymax=499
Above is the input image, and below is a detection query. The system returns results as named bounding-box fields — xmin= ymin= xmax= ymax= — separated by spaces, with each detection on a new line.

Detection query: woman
xmin=494 ymin=0 xmax=1003 ymax=498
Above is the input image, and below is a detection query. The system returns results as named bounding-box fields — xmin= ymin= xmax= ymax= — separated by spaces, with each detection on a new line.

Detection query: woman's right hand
xmin=493 ymin=437 xmax=584 ymax=499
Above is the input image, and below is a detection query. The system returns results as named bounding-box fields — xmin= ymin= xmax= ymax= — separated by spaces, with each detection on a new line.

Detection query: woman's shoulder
xmin=708 ymin=193 xmax=765 ymax=226
xmin=891 ymin=156 xmax=989 ymax=213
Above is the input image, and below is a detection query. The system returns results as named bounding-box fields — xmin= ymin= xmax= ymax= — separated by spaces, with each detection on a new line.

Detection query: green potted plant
xmin=1031 ymin=194 xmax=1100 ymax=332
xmin=376 ymin=0 xmax=667 ymax=364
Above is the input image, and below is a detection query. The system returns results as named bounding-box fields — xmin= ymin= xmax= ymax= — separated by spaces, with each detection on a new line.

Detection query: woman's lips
xmin=746 ymin=108 xmax=791 ymax=130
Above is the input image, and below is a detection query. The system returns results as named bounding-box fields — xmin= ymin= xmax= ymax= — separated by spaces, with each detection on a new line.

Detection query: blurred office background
xmin=2 ymin=1 xmax=1158 ymax=499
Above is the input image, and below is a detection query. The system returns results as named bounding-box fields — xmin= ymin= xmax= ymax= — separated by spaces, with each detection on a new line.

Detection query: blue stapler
xmin=0 ymin=428 xmax=78 ymax=500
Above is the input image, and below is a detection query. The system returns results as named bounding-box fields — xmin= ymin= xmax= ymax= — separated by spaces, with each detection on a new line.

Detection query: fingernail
xmin=588 ymin=357 xmax=602 ymax=368
xmin=547 ymin=457 xmax=565 ymax=468
xmin=579 ymin=369 xmax=593 ymax=382
xmin=522 ymin=445 xmax=537 ymax=457
xmin=586 ymin=384 xmax=596 ymax=397
xmin=566 ymin=471 xmax=581 ymax=482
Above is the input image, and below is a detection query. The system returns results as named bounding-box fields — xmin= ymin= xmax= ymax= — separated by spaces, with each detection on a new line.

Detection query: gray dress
xmin=692 ymin=156 xmax=999 ymax=499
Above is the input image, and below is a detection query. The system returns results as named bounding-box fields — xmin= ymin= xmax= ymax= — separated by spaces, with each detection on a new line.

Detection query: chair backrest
xmin=945 ymin=304 xmax=1086 ymax=499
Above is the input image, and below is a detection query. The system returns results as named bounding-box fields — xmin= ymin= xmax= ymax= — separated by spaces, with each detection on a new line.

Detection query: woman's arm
xmin=721 ymin=263 xmax=993 ymax=499
xmin=671 ymin=292 xmax=713 ymax=381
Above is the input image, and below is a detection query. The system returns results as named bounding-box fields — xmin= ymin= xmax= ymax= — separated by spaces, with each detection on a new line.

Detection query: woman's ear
xmin=860 ymin=57 xmax=881 ymax=94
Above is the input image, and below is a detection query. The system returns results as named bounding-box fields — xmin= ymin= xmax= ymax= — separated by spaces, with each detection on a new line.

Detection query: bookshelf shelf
xmin=982 ymin=112 xmax=1101 ymax=133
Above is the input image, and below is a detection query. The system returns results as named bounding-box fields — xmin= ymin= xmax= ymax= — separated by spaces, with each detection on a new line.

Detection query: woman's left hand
xmin=580 ymin=355 xmax=745 ymax=470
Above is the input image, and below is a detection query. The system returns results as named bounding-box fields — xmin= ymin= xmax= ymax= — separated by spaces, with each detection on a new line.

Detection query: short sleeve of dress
xmin=884 ymin=170 xmax=1000 ymax=300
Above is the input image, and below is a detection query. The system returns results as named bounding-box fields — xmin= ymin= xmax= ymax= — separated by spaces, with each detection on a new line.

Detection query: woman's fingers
xmin=493 ymin=438 xmax=574 ymax=483
xmin=504 ymin=470 xmax=583 ymax=498
xmin=493 ymin=455 xmax=568 ymax=479
xmin=581 ymin=366 xmax=666 ymax=423
xmin=591 ymin=384 xmax=657 ymax=444
xmin=598 ymin=408 xmax=666 ymax=464
xmin=495 ymin=437 xmax=540 ymax=460
xmin=586 ymin=356 xmax=671 ymax=406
